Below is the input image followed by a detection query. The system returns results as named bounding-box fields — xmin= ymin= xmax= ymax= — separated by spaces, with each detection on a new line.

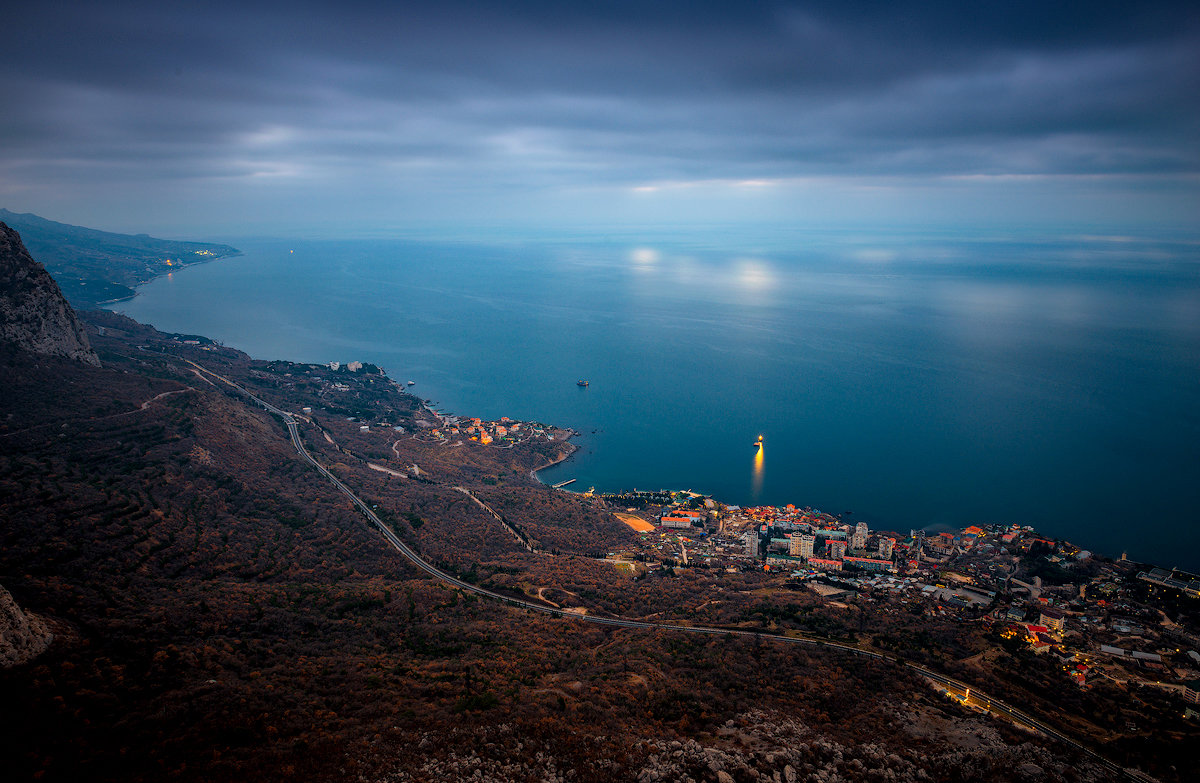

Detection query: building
xmin=808 ymin=557 xmax=843 ymax=572
xmin=827 ymin=540 xmax=847 ymax=560
xmin=852 ymin=521 xmax=869 ymax=551
xmin=790 ymin=533 xmax=815 ymax=560
xmin=744 ymin=530 xmax=760 ymax=558
xmin=878 ymin=537 xmax=895 ymax=560
xmin=662 ymin=510 xmax=702 ymax=529
xmin=843 ymin=555 xmax=897 ymax=573
xmin=1138 ymin=567 xmax=1200 ymax=598
xmin=1039 ymin=609 xmax=1066 ymax=633
xmin=766 ymin=554 xmax=805 ymax=568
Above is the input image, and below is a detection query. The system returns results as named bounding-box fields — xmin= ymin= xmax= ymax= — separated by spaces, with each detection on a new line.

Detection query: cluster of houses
xmin=623 ymin=496 xmax=1200 ymax=709
xmin=742 ymin=516 xmax=899 ymax=574
xmin=425 ymin=415 xmax=553 ymax=445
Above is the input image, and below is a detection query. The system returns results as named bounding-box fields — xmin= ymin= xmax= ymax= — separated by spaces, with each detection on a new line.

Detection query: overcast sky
xmin=2 ymin=0 xmax=1197 ymax=238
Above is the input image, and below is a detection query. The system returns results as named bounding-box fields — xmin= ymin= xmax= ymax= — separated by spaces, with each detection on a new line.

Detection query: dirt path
xmin=0 ymin=387 xmax=192 ymax=439
xmin=367 ymin=462 xmax=408 ymax=479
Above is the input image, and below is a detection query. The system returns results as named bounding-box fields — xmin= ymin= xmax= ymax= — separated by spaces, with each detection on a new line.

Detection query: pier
xmin=552 ymin=478 xmax=577 ymax=488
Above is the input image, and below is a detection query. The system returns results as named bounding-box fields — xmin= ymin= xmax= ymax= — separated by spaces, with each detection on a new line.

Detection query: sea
xmin=110 ymin=230 xmax=1200 ymax=572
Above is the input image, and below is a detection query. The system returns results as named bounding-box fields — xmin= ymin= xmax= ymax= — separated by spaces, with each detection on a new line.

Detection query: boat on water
xmin=407 ymin=380 xmax=415 ymax=385
xmin=577 ymin=379 xmax=589 ymax=387
xmin=753 ymin=435 xmax=764 ymax=447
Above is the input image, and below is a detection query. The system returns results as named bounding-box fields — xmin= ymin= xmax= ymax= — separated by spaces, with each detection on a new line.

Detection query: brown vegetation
xmin=0 ymin=315 xmax=1149 ymax=782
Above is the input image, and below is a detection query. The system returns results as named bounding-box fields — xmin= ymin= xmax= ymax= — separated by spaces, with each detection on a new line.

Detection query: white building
xmin=790 ymin=533 xmax=815 ymax=560
xmin=744 ymin=530 xmax=760 ymax=558
xmin=1039 ymin=609 xmax=1066 ymax=633
xmin=852 ymin=521 xmax=869 ymax=551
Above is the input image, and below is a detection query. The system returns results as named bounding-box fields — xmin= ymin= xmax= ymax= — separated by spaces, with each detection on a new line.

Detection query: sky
xmin=1 ymin=0 xmax=1197 ymax=239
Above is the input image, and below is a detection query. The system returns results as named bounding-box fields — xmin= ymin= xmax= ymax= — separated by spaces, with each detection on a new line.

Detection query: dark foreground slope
xmin=0 ymin=323 xmax=1126 ymax=783
xmin=0 ymin=218 xmax=1130 ymax=783
xmin=0 ymin=224 xmax=1161 ymax=782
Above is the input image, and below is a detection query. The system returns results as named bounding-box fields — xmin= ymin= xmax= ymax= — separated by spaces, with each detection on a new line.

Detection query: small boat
xmin=577 ymin=379 xmax=589 ymax=387
xmin=407 ymin=380 xmax=415 ymax=386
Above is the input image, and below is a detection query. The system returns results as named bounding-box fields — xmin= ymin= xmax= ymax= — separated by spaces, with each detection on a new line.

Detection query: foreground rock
xmin=0 ymin=583 xmax=53 ymax=668
xmin=0 ymin=221 xmax=99 ymax=366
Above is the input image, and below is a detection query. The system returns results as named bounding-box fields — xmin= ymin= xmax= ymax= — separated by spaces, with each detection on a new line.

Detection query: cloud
xmin=1 ymin=0 xmax=1197 ymax=233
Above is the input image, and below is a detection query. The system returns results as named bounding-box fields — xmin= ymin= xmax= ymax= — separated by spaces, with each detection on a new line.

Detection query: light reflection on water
xmin=752 ymin=442 xmax=764 ymax=502
xmin=113 ymin=233 xmax=1200 ymax=569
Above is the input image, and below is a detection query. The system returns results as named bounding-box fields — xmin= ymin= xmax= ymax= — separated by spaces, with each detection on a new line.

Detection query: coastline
xmin=93 ymin=281 xmax=1185 ymax=575
xmin=93 ymin=250 xmax=242 ymax=311
xmin=104 ymin=245 xmax=1200 ymax=574
xmin=529 ymin=429 xmax=579 ymax=484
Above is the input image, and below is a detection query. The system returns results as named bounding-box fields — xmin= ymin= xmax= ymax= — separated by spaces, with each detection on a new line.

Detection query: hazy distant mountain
xmin=0 ymin=221 xmax=100 ymax=366
xmin=0 ymin=209 xmax=239 ymax=308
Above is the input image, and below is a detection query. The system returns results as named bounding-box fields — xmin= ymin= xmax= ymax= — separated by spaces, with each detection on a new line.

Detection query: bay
xmin=111 ymin=232 xmax=1200 ymax=571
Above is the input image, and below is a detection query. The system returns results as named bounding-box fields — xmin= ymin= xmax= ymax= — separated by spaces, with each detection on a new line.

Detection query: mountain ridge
xmin=0 ymin=208 xmax=239 ymax=308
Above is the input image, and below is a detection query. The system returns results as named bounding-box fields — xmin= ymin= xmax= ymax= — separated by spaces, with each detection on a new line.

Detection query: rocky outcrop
xmin=0 ymin=583 xmax=53 ymax=668
xmin=0 ymin=221 xmax=100 ymax=366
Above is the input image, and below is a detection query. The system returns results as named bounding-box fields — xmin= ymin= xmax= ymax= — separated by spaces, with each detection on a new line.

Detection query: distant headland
xmin=0 ymin=208 xmax=239 ymax=309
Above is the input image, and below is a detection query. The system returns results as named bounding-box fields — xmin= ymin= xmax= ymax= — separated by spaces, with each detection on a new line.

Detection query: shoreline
xmin=96 ymin=250 xmax=243 ymax=311
xmin=529 ymin=430 xmax=580 ymax=484
xmin=105 ymin=256 xmax=1196 ymax=574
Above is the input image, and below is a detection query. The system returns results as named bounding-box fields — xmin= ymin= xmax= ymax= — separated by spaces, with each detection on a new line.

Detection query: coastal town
xmin=158 ymin=343 xmax=1200 ymax=775
xmin=598 ymin=489 xmax=1200 ymax=717
xmin=242 ymin=350 xmax=1200 ymax=717
xmin=238 ymin=357 xmax=564 ymax=447
xmin=6 ymin=292 xmax=1193 ymax=782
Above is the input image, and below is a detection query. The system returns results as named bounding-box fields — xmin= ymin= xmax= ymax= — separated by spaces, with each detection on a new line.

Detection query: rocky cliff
xmin=0 ymin=583 xmax=53 ymax=668
xmin=0 ymin=221 xmax=100 ymax=366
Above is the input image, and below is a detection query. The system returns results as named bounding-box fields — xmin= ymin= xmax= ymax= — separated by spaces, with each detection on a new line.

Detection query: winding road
xmin=183 ymin=358 xmax=1146 ymax=782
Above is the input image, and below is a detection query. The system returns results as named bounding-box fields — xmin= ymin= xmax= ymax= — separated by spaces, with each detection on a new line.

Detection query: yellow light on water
xmin=752 ymin=438 xmax=764 ymax=500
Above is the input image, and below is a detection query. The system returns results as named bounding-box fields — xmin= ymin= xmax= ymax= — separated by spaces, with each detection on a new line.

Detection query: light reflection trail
xmin=752 ymin=436 xmax=764 ymax=501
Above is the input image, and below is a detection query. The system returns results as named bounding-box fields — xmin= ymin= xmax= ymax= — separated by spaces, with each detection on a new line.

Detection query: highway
xmin=183 ymin=358 xmax=1147 ymax=782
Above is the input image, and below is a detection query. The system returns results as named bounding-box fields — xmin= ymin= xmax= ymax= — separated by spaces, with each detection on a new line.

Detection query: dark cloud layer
xmin=2 ymin=1 xmax=1197 ymax=233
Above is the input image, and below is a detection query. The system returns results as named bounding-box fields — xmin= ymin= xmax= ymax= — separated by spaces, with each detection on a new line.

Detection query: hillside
xmin=0 ymin=222 xmax=98 ymax=366
xmin=0 ymin=308 xmax=1128 ymax=783
xmin=0 ymin=232 xmax=1161 ymax=782
xmin=0 ymin=209 xmax=239 ymax=308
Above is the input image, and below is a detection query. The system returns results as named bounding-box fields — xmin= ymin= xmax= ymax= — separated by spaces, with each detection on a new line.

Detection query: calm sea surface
xmin=112 ymin=233 xmax=1200 ymax=571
